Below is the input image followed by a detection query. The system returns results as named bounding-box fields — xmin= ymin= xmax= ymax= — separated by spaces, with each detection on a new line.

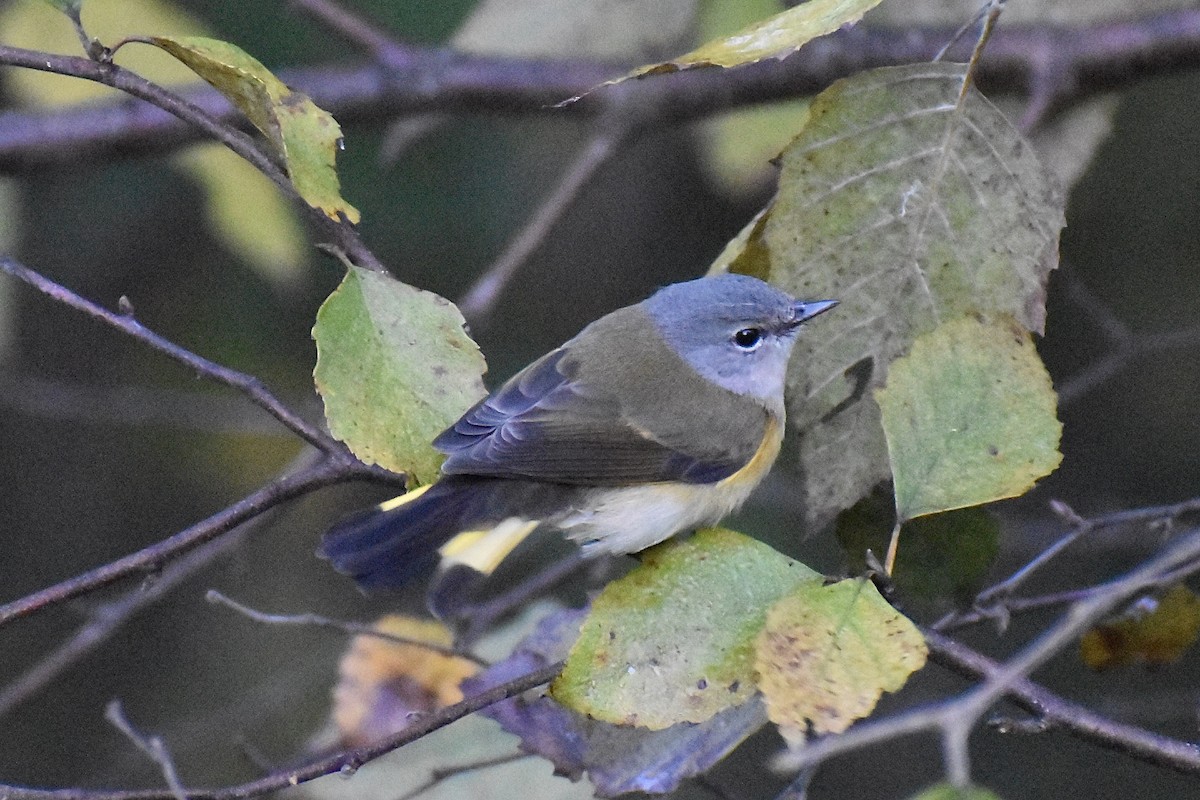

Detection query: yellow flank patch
xmin=377 ymin=484 xmax=432 ymax=513
xmin=717 ymin=414 xmax=783 ymax=489
xmin=439 ymin=518 xmax=539 ymax=575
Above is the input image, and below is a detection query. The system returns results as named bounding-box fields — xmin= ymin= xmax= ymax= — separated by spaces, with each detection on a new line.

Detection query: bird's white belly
xmin=556 ymin=478 xmax=761 ymax=555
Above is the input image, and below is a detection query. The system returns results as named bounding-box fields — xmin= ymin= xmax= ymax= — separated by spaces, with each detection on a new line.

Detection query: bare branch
xmin=456 ymin=124 xmax=630 ymax=324
xmin=0 ymin=258 xmax=337 ymax=453
xmin=1056 ymin=268 xmax=1200 ymax=405
xmin=204 ymin=590 xmax=488 ymax=666
xmin=1 ymin=13 xmax=1200 ymax=170
xmin=0 ymin=532 xmax=246 ymax=719
xmin=0 ymin=459 xmax=356 ymax=629
xmin=777 ymin=526 xmax=1200 ymax=779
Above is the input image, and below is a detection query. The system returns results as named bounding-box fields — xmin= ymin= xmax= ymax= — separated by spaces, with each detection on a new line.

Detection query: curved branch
xmin=0 ymin=258 xmax=338 ymax=453
xmin=0 ymin=45 xmax=383 ymax=271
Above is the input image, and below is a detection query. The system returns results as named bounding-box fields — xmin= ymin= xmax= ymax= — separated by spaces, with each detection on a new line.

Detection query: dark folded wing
xmin=433 ymin=348 xmax=743 ymax=485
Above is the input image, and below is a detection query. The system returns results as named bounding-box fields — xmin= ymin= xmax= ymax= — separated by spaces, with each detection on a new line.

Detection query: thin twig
xmin=0 ymin=258 xmax=337 ymax=453
xmin=456 ymin=125 xmax=631 ymax=324
xmin=933 ymin=558 xmax=1200 ymax=632
xmin=290 ymin=0 xmax=414 ymax=67
xmin=205 ymin=590 xmax=488 ymax=666
xmin=391 ymin=752 xmax=530 ymax=800
xmin=105 ymin=701 xmax=190 ymax=800
xmin=1055 ymin=269 xmax=1200 ymax=405
xmin=965 ymin=495 xmax=1200 ymax=617
xmin=0 ymin=662 xmax=563 ymax=800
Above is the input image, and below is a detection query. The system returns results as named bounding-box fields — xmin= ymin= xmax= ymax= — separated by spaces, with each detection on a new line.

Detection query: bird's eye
xmin=733 ymin=328 xmax=763 ymax=349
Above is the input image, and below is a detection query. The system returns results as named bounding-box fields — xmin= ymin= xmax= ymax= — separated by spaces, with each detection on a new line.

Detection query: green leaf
xmin=909 ymin=784 xmax=1004 ymax=800
xmin=711 ymin=63 xmax=1064 ymax=529
xmin=876 ymin=314 xmax=1062 ymax=521
xmin=552 ymin=528 xmax=820 ymax=729
xmin=313 ymin=267 xmax=486 ymax=485
xmin=755 ymin=578 xmax=926 ymax=744
xmin=1080 ymin=584 xmax=1200 ymax=670
xmin=836 ymin=488 xmax=999 ymax=604
xmin=136 ymin=35 xmax=360 ymax=223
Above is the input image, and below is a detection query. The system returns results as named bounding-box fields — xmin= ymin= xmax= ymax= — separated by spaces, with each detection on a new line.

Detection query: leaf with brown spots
xmin=755 ymin=578 xmax=926 ymax=744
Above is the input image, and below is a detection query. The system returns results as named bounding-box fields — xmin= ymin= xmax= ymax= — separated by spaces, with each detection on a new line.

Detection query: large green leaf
xmin=713 ymin=63 xmax=1064 ymax=528
xmin=313 ymin=267 xmax=486 ymax=484
xmin=552 ymin=528 xmax=820 ymax=729
xmin=876 ymin=315 xmax=1062 ymax=521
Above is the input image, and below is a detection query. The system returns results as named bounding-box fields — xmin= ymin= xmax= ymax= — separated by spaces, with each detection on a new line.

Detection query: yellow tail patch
xmin=439 ymin=518 xmax=539 ymax=575
xmin=376 ymin=484 xmax=433 ymax=513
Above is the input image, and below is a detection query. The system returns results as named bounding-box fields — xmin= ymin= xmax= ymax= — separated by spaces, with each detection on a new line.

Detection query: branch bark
xmin=0 ymin=11 xmax=1198 ymax=170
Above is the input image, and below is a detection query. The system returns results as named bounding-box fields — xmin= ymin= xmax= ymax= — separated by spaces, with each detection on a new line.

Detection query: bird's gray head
xmin=644 ymin=274 xmax=836 ymax=403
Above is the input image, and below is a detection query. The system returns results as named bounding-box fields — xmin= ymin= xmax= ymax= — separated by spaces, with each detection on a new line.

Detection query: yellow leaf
xmin=654 ymin=0 xmax=882 ymax=71
xmin=1080 ymin=585 xmax=1200 ymax=670
xmin=755 ymin=578 xmax=926 ymax=744
xmin=139 ymin=35 xmax=360 ymax=223
xmin=333 ymin=615 xmax=479 ymax=747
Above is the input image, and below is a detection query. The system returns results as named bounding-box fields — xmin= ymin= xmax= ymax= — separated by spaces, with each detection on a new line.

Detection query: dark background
xmin=1 ymin=1 xmax=1198 ymax=797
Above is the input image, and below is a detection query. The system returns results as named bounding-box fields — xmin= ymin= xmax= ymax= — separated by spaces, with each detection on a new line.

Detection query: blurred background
xmin=0 ymin=0 xmax=1198 ymax=797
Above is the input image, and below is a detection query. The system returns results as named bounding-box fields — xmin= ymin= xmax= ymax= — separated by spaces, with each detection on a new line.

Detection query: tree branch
xmin=0 ymin=12 xmax=1199 ymax=170
xmin=0 ymin=458 xmax=356 ymax=629
xmin=0 ymin=258 xmax=337 ymax=453
xmin=777 ymin=525 xmax=1200 ymax=780
xmin=0 ymin=45 xmax=383 ymax=271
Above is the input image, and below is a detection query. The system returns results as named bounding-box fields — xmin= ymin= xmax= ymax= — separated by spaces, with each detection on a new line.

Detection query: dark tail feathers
xmin=319 ymin=477 xmax=572 ymax=590
xmin=319 ymin=481 xmax=467 ymax=590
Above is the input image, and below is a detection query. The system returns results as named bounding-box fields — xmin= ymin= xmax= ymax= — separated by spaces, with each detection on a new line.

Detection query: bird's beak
xmin=791 ymin=299 xmax=838 ymax=326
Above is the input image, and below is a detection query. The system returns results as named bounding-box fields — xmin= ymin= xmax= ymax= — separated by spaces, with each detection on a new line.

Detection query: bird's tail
xmin=318 ymin=477 xmax=566 ymax=591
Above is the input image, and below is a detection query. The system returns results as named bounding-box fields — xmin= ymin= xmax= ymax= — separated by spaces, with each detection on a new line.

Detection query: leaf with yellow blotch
xmin=313 ymin=266 xmax=486 ymax=485
xmin=332 ymin=614 xmax=479 ymax=747
xmin=1080 ymin=585 xmax=1200 ymax=670
xmin=876 ymin=315 xmax=1062 ymax=522
xmin=131 ymin=35 xmax=360 ymax=223
xmin=755 ymin=578 xmax=926 ymax=745
xmin=552 ymin=528 xmax=821 ymax=729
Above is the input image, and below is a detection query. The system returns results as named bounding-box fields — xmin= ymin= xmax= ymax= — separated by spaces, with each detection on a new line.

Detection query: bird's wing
xmin=433 ymin=348 xmax=750 ymax=485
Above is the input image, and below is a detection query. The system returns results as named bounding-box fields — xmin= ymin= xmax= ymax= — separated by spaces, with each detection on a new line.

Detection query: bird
xmin=320 ymin=274 xmax=836 ymax=599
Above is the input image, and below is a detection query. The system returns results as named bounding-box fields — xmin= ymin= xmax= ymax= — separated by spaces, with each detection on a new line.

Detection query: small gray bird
xmin=321 ymin=274 xmax=836 ymax=591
